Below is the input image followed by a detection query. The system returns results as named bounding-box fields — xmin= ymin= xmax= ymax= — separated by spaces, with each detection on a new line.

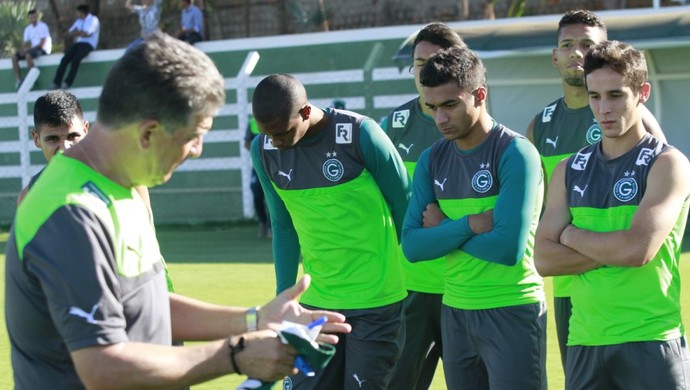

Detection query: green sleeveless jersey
xmin=565 ymin=135 xmax=688 ymax=346
xmin=257 ymin=109 xmax=408 ymax=309
xmin=533 ymin=97 xmax=601 ymax=298
xmin=385 ymin=97 xmax=445 ymax=293
xmin=428 ymin=126 xmax=544 ymax=309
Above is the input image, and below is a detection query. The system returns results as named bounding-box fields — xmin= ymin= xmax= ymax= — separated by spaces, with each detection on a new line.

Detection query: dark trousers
xmin=53 ymin=42 xmax=93 ymax=86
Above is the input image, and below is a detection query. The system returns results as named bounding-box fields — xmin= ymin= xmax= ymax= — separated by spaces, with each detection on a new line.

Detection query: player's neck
xmin=305 ymin=105 xmax=327 ymax=137
xmin=418 ymin=96 xmax=434 ymax=117
xmin=562 ymin=83 xmax=589 ymax=110
xmin=600 ymin=122 xmax=646 ymax=161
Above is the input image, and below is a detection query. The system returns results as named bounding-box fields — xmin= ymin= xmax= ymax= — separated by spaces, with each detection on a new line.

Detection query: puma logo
xmin=546 ymin=136 xmax=559 ymax=148
xmin=278 ymin=169 xmax=293 ymax=181
xmin=68 ymin=304 xmax=100 ymax=324
xmin=398 ymin=143 xmax=413 ymax=155
xmin=573 ymin=185 xmax=587 ymax=197
xmin=434 ymin=178 xmax=447 ymax=191
xmin=353 ymin=374 xmax=366 ymax=388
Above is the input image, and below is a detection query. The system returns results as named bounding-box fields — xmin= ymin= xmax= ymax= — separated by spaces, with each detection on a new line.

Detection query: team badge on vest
xmin=471 ymin=163 xmax=493 ymax=193
xmin=613 ymin=170 xmax=638 ymax=202
xmin=542 ymin=103 xmax=557 ymax=123
xmin=282 ymin=376 xmax=292 ymax=390
xmin=585 ymin=121 xmax=601 ymax=145
xmin=571 ymin=151 xmax=592 ymax=171
xmin=335 ymin=123 xmax=352 ymax=144
xmin=392 ymin=109 xmax=410 ymax=128
xmin=323 ymin=151 xmax=344 ymax=181
xmin=263 ymin=136 xmax=277 ymax=150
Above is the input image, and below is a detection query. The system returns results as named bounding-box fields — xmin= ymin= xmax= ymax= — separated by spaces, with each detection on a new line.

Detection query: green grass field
xmin=1 ymin=223 xmax=689 ymax=389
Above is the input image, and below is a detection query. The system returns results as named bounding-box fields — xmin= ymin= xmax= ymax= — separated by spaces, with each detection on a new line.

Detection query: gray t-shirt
xmin=5 ymin=154 xmax=170 ymax=389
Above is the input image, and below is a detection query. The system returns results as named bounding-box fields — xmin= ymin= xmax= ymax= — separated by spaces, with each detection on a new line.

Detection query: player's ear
xmin=473 ymin=87 xmax=487 ymax=105
xmin=138 ymin=119 xmax=161 ymax=150
xmin=31 ymin=128 xmax=40 ymax=147
xmin=299 ymin=105 xmax=311 ymax=120
xmin=551 ymin=47 xmax=558 ymax=67
xmin=638 ymin=83 xmax=651 ymax=104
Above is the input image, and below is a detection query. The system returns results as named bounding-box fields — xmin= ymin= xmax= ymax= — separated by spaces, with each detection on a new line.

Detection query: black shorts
xmin=566 ymin=338 xmax=690 ymax=390
xmin=15 ymin=47 xmax=46 ymax=60
xmin=283 ymin=301 xmax=404 ymax=390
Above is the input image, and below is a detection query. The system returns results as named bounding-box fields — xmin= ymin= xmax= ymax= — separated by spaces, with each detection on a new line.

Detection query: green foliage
xmin=0 ymin=0 xmax=37 ymax=58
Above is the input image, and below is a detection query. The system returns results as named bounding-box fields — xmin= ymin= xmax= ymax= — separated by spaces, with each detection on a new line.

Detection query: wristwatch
xmin=246 ymin=306 xmax=260 ymax=332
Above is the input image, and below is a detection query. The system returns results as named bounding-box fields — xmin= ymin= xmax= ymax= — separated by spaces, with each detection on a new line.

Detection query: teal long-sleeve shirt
xmin=251 ymin=115 xmax=411 ymax=294
xmin=402 ymin=137 xmax=542 ymax=266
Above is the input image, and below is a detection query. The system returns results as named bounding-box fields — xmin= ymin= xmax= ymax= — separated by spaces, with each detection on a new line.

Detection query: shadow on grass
xmin=157 ymin=221 xmax=274 ymax=264
xmin=2 ymin=223 xmax=690 ymax=264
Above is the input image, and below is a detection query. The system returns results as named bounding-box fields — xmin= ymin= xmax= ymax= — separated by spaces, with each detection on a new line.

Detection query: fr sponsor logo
xmin=571 ymin=152 xmax=591 ymax=171
xmin=336 ymin=123 xmax=352 ymax=144
xmin=542 ymin=103 xmax=557 ymax=123
xmin=263 ymin=136 xmax=277 ymax=150
xmin=392 ymin=109 xmax=410 ymax=128
xmin=636 ymin=148 xmax=654 ymax=166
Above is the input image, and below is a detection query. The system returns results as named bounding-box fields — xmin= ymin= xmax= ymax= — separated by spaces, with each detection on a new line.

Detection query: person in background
xmin=384 ymin=22 xmax=467 ymax=390
xmin=245 ymin=115 xmax=271 ymax=238
xmin=124 ymin=0 xmax=163 ymax=51
xmin=17 ymin=90 xmax=88 ymax=204
xmin=11 ymin=9 xmax=51 ymax=90
xmin=177 ymin=0 xmax=204 ymax=45
xmin=51 ymin=4 xmax=99 ymax=90
xmin=534 ymin=40 xmax=690 ymax=389
xmin=251 ymin=73 xmax=410 ymax=389
xmin=403 ymin=46 xmax=546 ymax=389
xmin=525 ymin=9 xmax=666 ymax=372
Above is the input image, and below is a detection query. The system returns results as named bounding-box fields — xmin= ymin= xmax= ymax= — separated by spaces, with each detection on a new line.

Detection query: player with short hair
xmin=525 ymin=9 xmax=666 ymax=369
xmin=404 ymin=46 xmax=546 ymax=389
xmin=16 ymin=90 xmax=88 ymax=204
xmin=534 ymin=40 xmax=690 ymax=389
xmin=251 ymin=73 xmax=410 ymax=389
xmin=384 ymin=21 xmax=467 ymax=390
xmin=5 ymin=33 xmax=351 ymax=389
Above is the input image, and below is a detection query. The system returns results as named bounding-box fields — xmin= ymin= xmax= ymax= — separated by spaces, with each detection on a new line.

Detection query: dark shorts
xmin=15 ymin=47 xmax=46 ymax=60
xmin=389 ymin=291 xmax=443 ymax=390
xmin=441 ymin=302 xmax=547 ymax=390
xmin=283 ymin=301 xmax=404 ymax=390
xmin=554 ymin=296 xmax=572 ymax=370
xmin=566 ymin=338 xmax=690 ymax=390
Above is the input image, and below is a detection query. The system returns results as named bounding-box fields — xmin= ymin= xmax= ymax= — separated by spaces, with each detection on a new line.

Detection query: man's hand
xmin=422 ymin=203 xmax=446 ymax=228
xmin=468 ymin=209 xmax=493 ymax=234
xmin=258 ymin=275 xmax=351 ymax=345
xmin=232 ymin=330 xmax=298 ymax=381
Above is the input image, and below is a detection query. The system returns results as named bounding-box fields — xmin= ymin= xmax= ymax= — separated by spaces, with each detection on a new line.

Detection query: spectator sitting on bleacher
xmin=51 ymin=4 xmax=100 ymax=90
xmin=11 ymin=9 xmax=51 ymax=91
xmin=177 ymin=0 xmax=204 ymax=45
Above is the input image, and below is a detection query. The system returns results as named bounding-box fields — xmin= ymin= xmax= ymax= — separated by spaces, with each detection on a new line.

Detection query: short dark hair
xmin=76 ymin=4 xmax=89 ymax=14
xmin=33 ymin=91 xmax=83 ymax=132
xmin=584 ymin=40 xmax=647 ymax=94
xmin=252 ymin=74 xmax=307 ymax=124
xmin=413 ymin=22 xmax=467 ymax=53
xmin=97 ymin=32 xmax=226 ymax=133
xmin=419 ymin=46 xmax=486 ymax=92
xmin=558 ymin=10 xmax=607 ymax=40
xmin=28 ymin=9 xmax=37 ymax=16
